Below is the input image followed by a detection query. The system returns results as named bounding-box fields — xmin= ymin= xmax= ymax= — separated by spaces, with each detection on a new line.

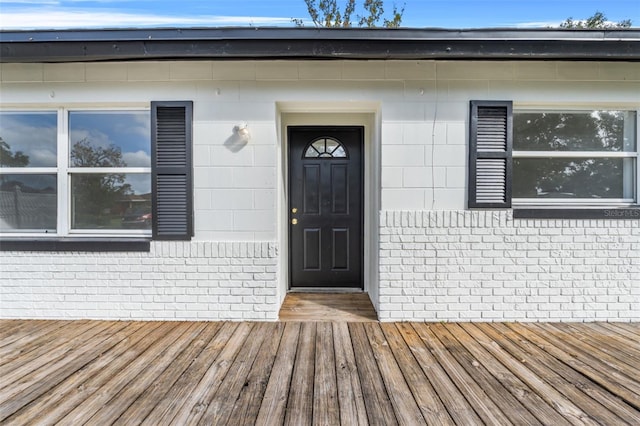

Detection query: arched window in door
xmin=303 ymin=137 xmax=348 ymax=158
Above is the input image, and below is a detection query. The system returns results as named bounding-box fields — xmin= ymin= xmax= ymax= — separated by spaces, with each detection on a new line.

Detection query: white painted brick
xmin=378 ymin=210 xmax=639 ymax=323
xmin=0 ymin=241 xmax=279 ymax=321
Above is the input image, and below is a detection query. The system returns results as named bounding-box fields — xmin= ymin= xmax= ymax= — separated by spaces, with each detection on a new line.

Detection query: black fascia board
xmin=1 ymin=27 xmax=639 ymax=63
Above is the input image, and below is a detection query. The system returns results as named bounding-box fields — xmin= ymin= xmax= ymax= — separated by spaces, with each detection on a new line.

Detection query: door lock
xmin=291 ymin=208 xmax=298 ymax=213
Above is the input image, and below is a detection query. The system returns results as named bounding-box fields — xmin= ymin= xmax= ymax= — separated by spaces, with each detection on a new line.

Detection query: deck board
xmin=395 ymin=322 xmax=483 ymax=425
xmin=380 ymin=323 xmax=455 ymax=425
xmin=433 ymin=323 xmax=543 ymax=425
xmin=231 ymin=322 xmax=284 ymax=426
xmin=475 ymin=322 xmax=625 ymax=425
xmin=255 ymin=322 xmax=300 ymax=425
xmin=88 ymin=322 xmax=208 ymax=425
xmin=5 ymin=321 xmax=160 ymax=425
xmin=332 ymin=322 xmax=369 ymax=426
xmin=0 ymin=320 xmax=61 ymax=346
xmin=413 ymin=323 xmax=513 ymax=425
xmin=349 ymin=322 xmax=398 ymax=425
xmin=199 ymin=322 xmax=269 ymax=425
xmin=523 ymin=323 xmax=640 ymax=404
xmin=57 ymin=322 xmax=187 ymax=425
xmin=285 ymin=322 xmax=316 ymax=425
xmin=0 ymin=320 xmax=639 ymax=425
xmin=0 ymin=321 xmax=131 ymax=421
xmin=446 ymin=323 xmax=564 ymax=425
xmin=139 ymin=321 xmax=239 ymax=425
xmin=554 ymin=322 xmax=640 ymax=372
xmin=488 ymin=322 xmax=640 ymax=425
xmin=363 ymin=323 xmax=424 ymax=425
xmin=173 ymin=322 xmax=253 ymax=425
xmin=313 ymin=322 xmax=339 ymax=426
xmin=0 ymin=321 xmax=68 ymax=356
xmin=114 ymin=322 xmax=222 ymax=425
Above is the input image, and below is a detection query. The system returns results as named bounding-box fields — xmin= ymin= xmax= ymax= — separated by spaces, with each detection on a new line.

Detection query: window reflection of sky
xmin=0 ymin=112 xmax=57 ymax=167
xmin=69 ymin=111 xmax=151 ymax=167
xmin=126 ymin=174 xmax=152 ymax=196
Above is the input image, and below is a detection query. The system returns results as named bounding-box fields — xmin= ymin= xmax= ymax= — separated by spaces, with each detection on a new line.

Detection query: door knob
xmin=291 ymin=218 xmax=298 ymax=225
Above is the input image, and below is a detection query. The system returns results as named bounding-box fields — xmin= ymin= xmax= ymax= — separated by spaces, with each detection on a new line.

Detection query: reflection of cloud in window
xmin=127 ymin=113 xmax=151 ymax=138
xmin=29 ymin=149 xmax=57 ymax=167
xmin=70 ymin=112 xmax=150 ymax=158
xmin=125 ymin=174 xmax=151 ymax=195
xmin=70 ymin=129 xmax=111 ymax=149
xmin=123 ymin=150 xmax=151 ymax=167
xmin=1 ymin=114 xmax=57 ymax=167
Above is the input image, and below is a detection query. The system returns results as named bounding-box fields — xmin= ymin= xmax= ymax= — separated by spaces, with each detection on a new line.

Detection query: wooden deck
xmin=0 ymin=320 xmax=639 ymax=425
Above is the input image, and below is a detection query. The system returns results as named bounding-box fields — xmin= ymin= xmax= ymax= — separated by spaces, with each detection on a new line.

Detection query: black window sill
xmin=514 ymin=208 xmax=640 ymax=220
xmin=0 ymin=239 xmax=151 ymax=252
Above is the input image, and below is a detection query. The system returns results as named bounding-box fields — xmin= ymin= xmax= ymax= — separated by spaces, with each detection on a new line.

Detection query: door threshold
xmin=288 ymin=287 xmax=364 ymax=293
xmin=279 ymin=292 xmax=377 ymax=322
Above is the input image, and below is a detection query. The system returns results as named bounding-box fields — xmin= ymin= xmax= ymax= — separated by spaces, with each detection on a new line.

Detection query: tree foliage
xmin=295 ymin=0 xmax=404 ymax=28
xmin=560 ymin=11 xmax=632 ymax=29
xmin=70 ymin=138 xmax=132 ymax=227
xmin=0 ymin=137 xmax=30 ymax=167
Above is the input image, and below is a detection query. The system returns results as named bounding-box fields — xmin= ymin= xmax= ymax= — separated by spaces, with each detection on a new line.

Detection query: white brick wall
xmin=0 ymin=242 xmax=279 ymax=321
xmin=378 ymin=210 xmax=640 ymax=322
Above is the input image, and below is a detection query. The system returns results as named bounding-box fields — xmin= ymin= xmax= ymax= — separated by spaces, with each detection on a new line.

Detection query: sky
xmin=0 ymin=0 xmax=638 ymax=30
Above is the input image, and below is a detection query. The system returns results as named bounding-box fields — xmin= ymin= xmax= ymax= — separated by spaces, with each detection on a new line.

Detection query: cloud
xmin=124 ymin=173 xmax=151 ymax=195
xmin=70 ymin=128 xmax=110 ymax=148
xmin=1 ymin=113 xmax=57 ymax=167
xmin=122 ymin=150 xmax=151 ymax=167
xmin=513 ymin=21 xmax=563 ymax=28
xmin=0 ymin=8 xmax=295 ymax=29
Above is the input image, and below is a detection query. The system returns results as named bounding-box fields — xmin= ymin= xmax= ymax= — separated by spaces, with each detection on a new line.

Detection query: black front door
xmin=289 ymin=126 xmax=363 ymax=289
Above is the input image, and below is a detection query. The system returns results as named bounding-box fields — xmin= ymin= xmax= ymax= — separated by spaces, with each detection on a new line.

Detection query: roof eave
xmin=1 ymin=27 xmax=639 ymax=63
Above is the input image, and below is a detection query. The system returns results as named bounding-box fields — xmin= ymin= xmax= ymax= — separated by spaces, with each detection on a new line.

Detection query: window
xmin=469 ymin=101 xmax=639 ymax=211
xmin=1 ymin=102 xmax=193 ymax=241
xmin=1 ymin=109 xmax=151 ymax=236
xmin=513 ymin=110 xmax=637 ymax=206
xmin=304 ymin=137 xmax=348 ymax=158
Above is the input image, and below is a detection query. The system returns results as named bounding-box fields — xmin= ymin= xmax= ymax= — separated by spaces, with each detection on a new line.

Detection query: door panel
xmin=332 ymin=228 xmax=349 ymax=270
xmin=289 ymin=126 xmax=363 ymax=288
xmin=303 ymin=165 xmax=320 ymax=214
xmin=331 ymin=164 xmax=349 ymax=214
xmin=303 ymin=229 xmax=321 ymax=271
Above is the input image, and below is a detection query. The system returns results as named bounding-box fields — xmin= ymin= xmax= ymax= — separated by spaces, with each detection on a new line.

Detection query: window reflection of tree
xmin=513 ymin=112 xmax=629 ymax=199
xmin=70 ymin=138 xmax=133 ymax=228
xmin=0 ymin=137 xmax=30 ymax=167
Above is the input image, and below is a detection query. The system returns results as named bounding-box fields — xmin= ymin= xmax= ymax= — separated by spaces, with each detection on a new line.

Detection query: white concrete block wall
xmin=378 ymin=211 xmax=640 ymax=322
xmin=0 ymin=242 xmax=279 ymax=321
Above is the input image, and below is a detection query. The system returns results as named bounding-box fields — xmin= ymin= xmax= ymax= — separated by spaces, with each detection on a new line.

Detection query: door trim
xmin=287 ymin=125 xmax=365 ymax=290
xmin=277 ymin=106 xmax=380 ymax=313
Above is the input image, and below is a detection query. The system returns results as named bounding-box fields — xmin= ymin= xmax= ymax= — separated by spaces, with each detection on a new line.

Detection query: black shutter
xmin=151 ymin=101 xmax=193 ymax=240
xmin=468 ymin=100 xmax=512 ymax=208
